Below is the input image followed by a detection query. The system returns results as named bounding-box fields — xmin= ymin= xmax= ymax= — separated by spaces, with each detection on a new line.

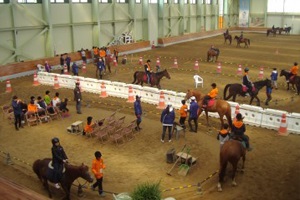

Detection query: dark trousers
xmin=146 ymin=72 xmax=151 ymax=83
xmin=162 ymin=126 xmax=172 ymax=140
xmin=76 ymin=101 xmax=81 ymax=113
xmin=14 ymin=114 xmax=22 ymax=129
xmin=265 ymin=93 xmax=272 ymax=105
xmin=179 ymin=117 xmax=186 ymax=128
xmin=188 ymin=117 xmax=198 ymax=132
xmin=52 ymin=162 xmax=63 ymax=183
xmin=92 ymin=177 xmax=103 ymax=195
xmin=202 ymin=95 xmax=211 ymax=107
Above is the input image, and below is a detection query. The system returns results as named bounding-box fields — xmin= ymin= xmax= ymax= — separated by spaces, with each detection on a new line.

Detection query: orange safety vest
xmin=100 ymin=50 xmax=106 ymax=58
xmin=290 ymin=65 xmax=298 ymax=75
xmin=93 ymin=48 xmax=98 ymax=55
xmin=179 ymin=104 xmax=188 ymax=117
xmin=92 ymin=158 xmax=106 ymax=179
xmin=27 ymin=103 xmax=38 ymax=113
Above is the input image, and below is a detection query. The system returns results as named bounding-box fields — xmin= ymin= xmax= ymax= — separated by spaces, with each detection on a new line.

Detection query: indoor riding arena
xmin=0 ymin=1 xmax=299 ymax=200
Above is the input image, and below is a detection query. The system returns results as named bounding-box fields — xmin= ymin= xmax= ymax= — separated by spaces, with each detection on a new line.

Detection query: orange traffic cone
xmin=126 ymin=86 xmax=135 ymax=103
xmin=100 ymin=82 xmax=108 ymax=98
xmin=156 ymin=91 xmax=166 ymax=109
xmin=33 ymin=72 xmax=40 ymax=86
xmin=53 ymin=75 xmax=60 ymax=89
xmin=173 ymin=58 xmax=178 ymax=68
xmin=237 ymin=64 xmax=242 ymax=76
xmin=139 ymin=57 xmax=143 ymax=65
xmin=278 ymin=113 xmax=288 ymax=136
xmin=258 ymin=67 xmax=264 ymax=79
xmin=217 ymin=62 xmax=222 ymax=74
xmin=82 ymin=62 xmax=87 ymax=73
xmin=5 ymin=80 xmax=12 ymax=93
xmin=235 ymin=104 xmax=240 ymax=117
xmin=194 ymin=60 xmax=199 ymax=71
xmin=63 ymin=64 xmax=68 ymax=74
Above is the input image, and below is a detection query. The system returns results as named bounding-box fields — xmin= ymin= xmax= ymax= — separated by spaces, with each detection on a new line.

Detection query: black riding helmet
xmin=211 ymin=83 xmax=217 ymax=87
xmin=52 ymin=137 xmax=59 ymax=145
xmin=95 ymin=151 xmax=102 ymax=158
xmin=244 ymin=67 xmax=249 ymax=72
xmin=294 ymin=62 xmax=298 ymax=66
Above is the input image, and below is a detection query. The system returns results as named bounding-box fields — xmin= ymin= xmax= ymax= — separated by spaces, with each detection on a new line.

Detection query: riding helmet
xmin=244 ymin=67 xmax=249 ymax=72
xmin=52 ymin=137 xmax=59 ymax=145
xmin=147 ymin=59 xmax=151 ymax=63
xmin=95 ymin=151 xmax=102 ymax=158
xmin=211 ymin=83 xmax=217 ymax=87
xmin=294 ymin=62 xmax=298 ymax=66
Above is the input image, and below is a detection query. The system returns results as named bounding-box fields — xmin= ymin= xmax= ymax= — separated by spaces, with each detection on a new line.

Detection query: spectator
xmin=52 ymin=92 xmax=61 ymax=108
xmin=72 ymin=62 xmax=79 ymax=76
xmin=134 ymin=95 xmax=142 ymax=131
xmin=60 ymin=54 xmax=65 ymax=74
xmin=37 ymin=96 xmax=47 ymax=109
xmin=270 ymin=68 xmax=278 ymax=89
xmin=160 ymin=103 xmax=175 ymax=143
xmin=65 ymin=54 xmax=71 ymax=72
xmin=179 ymin=100 xmax=188 ymax=129
xmin=83 ymin=116 xmax=94 ymax=136
xmin=59 ymin=98 xmax=69 ymax=113
xmin=12 ymin=96 xmax=23 ymax=131
xmin=97 ymin=58 xmax=105 ymax=79
xmin=27 ymin=100 xmax=38 ymax=113
xmin=91 ymin=151 xmax=106 ymax=197
xmin=113 ymin=49 xmax=119 ymax=63
xmin=44 ymin=90 xmax=51 ymax=106
xmin=74 ymin=83 xmax=82 ymax=114
xmin=81 ymin=48 xmax=87 ymax=63
xmin=45 ymin=61 xmax=51 ymax=72
xmin=188 ymin=96 xmax=199 ymax=133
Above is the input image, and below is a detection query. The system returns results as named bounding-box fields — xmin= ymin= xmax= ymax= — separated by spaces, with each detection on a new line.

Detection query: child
xmin=265 ymin=85 xmax=273 ymax=106
xmin=91 ymin=151 xmax=106 ymax=197
xmin=83 ymin=116 xmax=95 ymax=136
xmin=59 ymin=98 xmax=70 ymax=117
xmin=179 ymin=100 xmax=188 ymax=129
xmin=270 ymin=68 xmax=278 ymax=89
xmin=217 ymin=123 xmax=230 ymax=149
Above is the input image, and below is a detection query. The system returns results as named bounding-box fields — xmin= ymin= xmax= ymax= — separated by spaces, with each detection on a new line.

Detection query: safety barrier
xmin=37 ymin=72 xmax=300 ymax=134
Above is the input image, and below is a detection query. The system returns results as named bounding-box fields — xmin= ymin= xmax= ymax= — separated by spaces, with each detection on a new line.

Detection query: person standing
xmin=113 ymin=49 xmax=119 ymax=63
xmin=60 ymin=54 xmax=65 ymax=74
xmin=242 ymin=67 xmax=253 ymax=96
xmin=188 ymin=96 xmax=199 ymax=133
xmin=91 ymin=151 xmax=106 ymax=197
xmin=134 ymin=95 xmax=142 ymax=131
xmin=265 ymin=85 xmax=273 ymax=106
xmin=72 ymin=62 xmax=79 ymax=76
xmin=160 ymin=103 xmax=175 ymax=143
xmin=12 ymin=96 xmax=23 ymax=131
xmin=45 ymin=61 xmax=51 ymax=72
xmin=179 ymin=100 xmax=188 ymax=129
xmin=65 ymin=54 xmax=71 ymax=72
xmin=144 ymin=59 xmax=152 ymax=84
xmin=97 ymin=58 xmax=105 ymax=79
xmin=51 ymin=137 xmax=68 ymax=189
xmin=81 ymin=48 xmax=86 ymax=63
xmin=74 ymin=83 xmax=82 ymax=114
xmin=270 ymin=68 xmax=278 ymax=89
xmin=217 ymin=123 xmax=230 ymax=149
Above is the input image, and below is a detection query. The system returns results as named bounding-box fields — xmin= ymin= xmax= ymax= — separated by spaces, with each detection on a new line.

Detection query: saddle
xmin=207 ymin=99 xmax=215 ymax=107
xmin=242 ymin=85 xmax=255 ymax=93
xmin=231 ymin=137 xmax=246 ymax=148
xmin=48 ymin=160 xmax=66 ymax=173
xmin=289 ymin=75 xmax=295 ymax=82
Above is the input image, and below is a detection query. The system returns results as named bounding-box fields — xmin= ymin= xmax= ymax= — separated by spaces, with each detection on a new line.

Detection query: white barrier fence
xmin=37 ymin=72 xmax=300 ymax=135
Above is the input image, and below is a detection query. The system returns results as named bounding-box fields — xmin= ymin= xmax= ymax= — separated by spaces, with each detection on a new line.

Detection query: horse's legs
xmin=233 ymin=94 xmax=237 ymax=102
xmin=43 ymin=178 xmax=52 ymax=198
xmin=219 ymin=114 xmax=224 ymax=130
xmin=218 ymin=162 xmax=227 ymax=192
xmin=231 ymin=162 xmax=238 ymax=186
xmin=205 ymin=111 xmax=210 ymax=126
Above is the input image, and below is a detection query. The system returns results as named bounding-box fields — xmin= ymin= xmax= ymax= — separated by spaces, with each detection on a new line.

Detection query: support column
xmin=142 ymin=0 xmax=149 ymax=40
xmin=128 ymin=0 xmax=136 ymax=42
xmin=42 ymin=0 xmax=54 ymax=57
xmin=68 ymin=1 xmax=75 ymax=51
xmin=178 ymin=0 xmax=184 ymax=35
xmin=196 ymin=0 xmax=202 ymax=32
xmin=158 ymin=0 xmax=164 ymax=38
xmin=92 ymin=0 xmax=101 ymax=47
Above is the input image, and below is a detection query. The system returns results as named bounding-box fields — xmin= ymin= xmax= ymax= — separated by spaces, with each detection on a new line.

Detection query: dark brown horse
xmin=266 ymin=28 xmax=277 ymax=37
xmin=234 ymin=36 xmax=250 ymax=48
xmin=207 ymin=48 xmax=220 ymax=62
xmin=223 ymin=33 xmax=232 ymax=44
xmin=185 ymin=89 xmax=232 ymax=129
xmin=132 ymin=69 xmax=171 ymax=89
xmin=217 ymin=140 xmax=246 ymax=192
xmin=33 ymin=158 xmax=93 ymax=200
xmin=280 ymin=69 xmax=300 ymax=94
xmin=283 ymin=26 xmax=292 ymax=34
xmin=223 ymin=79 xmax=272 ymax=106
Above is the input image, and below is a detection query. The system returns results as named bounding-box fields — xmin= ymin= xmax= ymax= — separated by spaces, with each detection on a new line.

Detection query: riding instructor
xmin=51 ymin=137 xmax=68 ymax=189
xmin=144 ymin=59 xmax=152 ymax=84
xmin=242 ymin=67 xmax=253 ymax=96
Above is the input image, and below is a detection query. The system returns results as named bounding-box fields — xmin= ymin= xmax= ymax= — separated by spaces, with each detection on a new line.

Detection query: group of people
xmin=50 ymin=138 xmax=106 ymax=197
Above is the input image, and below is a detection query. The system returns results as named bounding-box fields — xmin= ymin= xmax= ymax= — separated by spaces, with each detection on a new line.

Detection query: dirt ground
xmin=0 ymin=32 xmax=300 ymax=200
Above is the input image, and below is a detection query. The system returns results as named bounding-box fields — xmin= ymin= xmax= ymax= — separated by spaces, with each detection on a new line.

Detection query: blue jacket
xmin=189 ymin=101 xmax=199 ymax=118
xmin=72 ymin=63 xmax=78 ymax=74
xmin=161 ymin=107 xmax=175 ymax=126
xmin=12 ymin=100 xmax=22 ymax=115
xmin=270 ymin=70 xmax=278 ymax=81
xmin=97 ymin=61 xmax=105 ymax=71
xmin=134 ymin=100 xmax=142 ymax=116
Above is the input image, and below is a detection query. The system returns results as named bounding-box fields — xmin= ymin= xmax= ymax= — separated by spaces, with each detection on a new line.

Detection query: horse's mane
xmin=155 ymin=69 xmax=166 ymax=74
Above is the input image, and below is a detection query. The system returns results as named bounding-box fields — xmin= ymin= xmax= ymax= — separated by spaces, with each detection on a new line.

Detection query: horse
xmin=33 ymin=158 xmax=93 ymax=200
xmin=185 ymin=89 xmax=232 ymax=129
xmin=234 ymin=36 xmax=250 ymax=48
xmin=280 ymin=69 xmax=300 ymax=94
xmin=283 ymin=26 xmax=292 ymax=34
xmin=266 ymin=29 xmax=276 ymax=37
xmin=223 ymin=79 xmax=272 ymax=106
xmin=276 ymin=27 xmax=284 ymax=35
xmin=207 ymin=48 xmax=220 ymax=62
xmin=132 ymin=69 xmax=171 ymax=89
xmin=217 ymin=140 xmax=246 ymax=192
xmin=223 ymin=33 xmax=232 ymax=44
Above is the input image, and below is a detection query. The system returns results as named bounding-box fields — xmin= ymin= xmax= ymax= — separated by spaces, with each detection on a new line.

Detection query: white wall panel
xmin=13 ymin=4 xmax=43 ymax=27
xmin=149 ymin=4 xmax=158 ymax=45
xmin=0 ymin=5 xmax=12 ymax=28
xmin=73 ymin=25 xmax=93 ymax=50
xmin=53 ymin=27 xmax=72 ymax=54
xmin=72 ymin=4 xmax=92 ymax=23
xmin=51 ymin=4 xmax=70 ymax=25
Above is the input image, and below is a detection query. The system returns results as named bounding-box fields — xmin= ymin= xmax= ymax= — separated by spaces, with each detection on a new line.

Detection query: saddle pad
xmin=207 ymin=99 xmax=215 ymax=107
xmin=48 ymin=161 xmax=66 ymax=173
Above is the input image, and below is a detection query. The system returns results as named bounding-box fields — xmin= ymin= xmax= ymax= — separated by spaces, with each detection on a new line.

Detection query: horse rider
xmin=201 ymin=83 xmax=218 ymax=111
xmin=272 ymin=25 xmax=275 ymax=30
xmin=242 ymin=67 xmax=253 ymax=96
xmin=51 ymin=137 xmax=68 ymax=189
xmin=239 ymin=31 xmax=243 ymax=42
xmin=231 ymin=113 xmax=252 ymax=151
xmin=288 ymin=62 xmax=298 ymax=82
xmin=144 ymin=59 xmax=152 ymax=84
xmin=225 ymin=29 xmax=229 ymax=36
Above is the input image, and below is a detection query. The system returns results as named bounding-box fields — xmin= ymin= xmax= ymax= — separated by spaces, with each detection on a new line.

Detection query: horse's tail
xmin=33 ymin=159 xmax=42 ymax=181
xmin=223 ymin=84 xmax=231 ymax=100
xmin=132 ymin=71 xmax=138 ymax=84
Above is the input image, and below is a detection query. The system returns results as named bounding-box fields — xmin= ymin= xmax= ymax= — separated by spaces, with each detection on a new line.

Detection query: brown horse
xmin=234 ymin=36 xmax=250 ymax=48
xmin=223 ymin=33 xmax=232 ymax=44
xmin=217 ymin=140 xmax=246 ymax=192
xmin=223 ymin=79 xmax=272 ymax=106
xmin=207 ymin=48 xmax=220 ymax=62
xmin=185 ymin=89 xmax=232 ymax=129
xmin=132 ymin=69 xmax=171 ymax=89
xmin=33 ymin=158 xmax=93 ymax=200
xmin=280 ymin=69 xmax=300 ymax=94
xmin=266 ymin=29 xmax=277 ymax=37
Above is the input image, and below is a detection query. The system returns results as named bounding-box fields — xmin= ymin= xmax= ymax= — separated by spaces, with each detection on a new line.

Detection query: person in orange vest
xmin=82 ymin=116 xmax=95 ymax=136
xmin=217 ymin=123 xmax=230 ymax=149
xmin=288 ymin=62 xmax=298 ymax=82
xmin=202 ymin=83 xmax=218 ymax=110
xmin=91 ymin=151 xmax=106 ymax=197
xmin=179 ymin=99 xmax=188 ymax=129
xmin=144 ymin=59 xmax=152 ymax=84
